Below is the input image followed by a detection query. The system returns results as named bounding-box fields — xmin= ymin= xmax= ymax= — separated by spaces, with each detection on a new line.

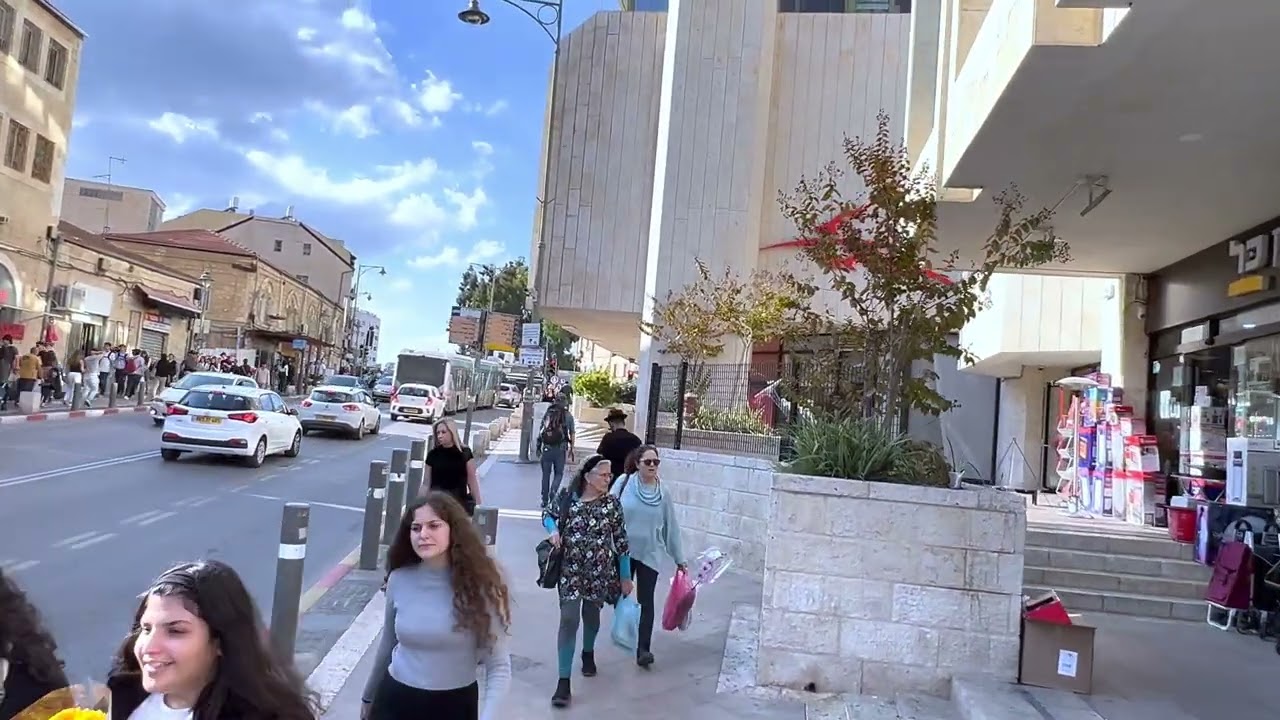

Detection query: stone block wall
xmin=757 ymin=474 xmax=1026 ymax=697
xmin=660 ymin=449 xmax=772 ymax=574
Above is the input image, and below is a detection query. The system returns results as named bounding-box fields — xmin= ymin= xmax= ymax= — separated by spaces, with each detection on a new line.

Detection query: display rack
xmin=1055 ymin=375 xmax=1101 ymax=518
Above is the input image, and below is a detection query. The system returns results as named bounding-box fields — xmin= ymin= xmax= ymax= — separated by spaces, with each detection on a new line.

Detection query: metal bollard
xmin=463 ymin=399 xmax=476 ymax=446
xmin=360 ymin=461 xmax=388 ymax=571
xmin=71 ymin=382 xmax=86 ymax=411
xmin=136 ymin=380 xmax=146 ymax=407
xmin=406 ymin=439 xmax=427 ymax=499
xmin=519 ymin=404 xmax=534 ymax=462
xmin=269 ymin=502 xmax=310 ymax=663
xmin=383 ymin=449 xmax=409 ymax=544
xmin=472 ymin=505 xmax=499 ymax=546
xmin=107 ymin=375 xmax=117 ymax=408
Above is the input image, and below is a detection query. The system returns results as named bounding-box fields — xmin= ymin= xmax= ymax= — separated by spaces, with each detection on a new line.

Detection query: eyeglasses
xmin=641 ymin=458 xmax=661 ymax=467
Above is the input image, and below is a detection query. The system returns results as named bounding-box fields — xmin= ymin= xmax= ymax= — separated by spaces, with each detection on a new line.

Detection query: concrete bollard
xmin=463 ymin=399 xmax=476 ymax=446
xmin=136 ymin=380 xmax=146 ymax=407
xmin=71 ymin=382 xmax=86 ymax=411
xmin=360 ymin=461 xmax=388 ymax=571
xmin=406 ymin=439 xmax=427 ymax=499
xmin=269 ymin=502 xmax=310 ymax=663
xmin=473 ymin=429 xmax=490 ymax=456
xmin=383 ymin=449 xmax=409 ymax=544
xmin=106 ymin=375 xmax=117 ymax=408
xmin=472 ymin=506 xmax=499 ymax=546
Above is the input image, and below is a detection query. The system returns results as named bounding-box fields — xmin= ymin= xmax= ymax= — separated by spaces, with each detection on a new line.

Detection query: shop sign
xmin=142 ymin=312 xmax=172 ymax=334
xmin=0 ymin=322 xmax=24 ymax=340
xmin=1227 ymin=228 xmax=1280 ymax=297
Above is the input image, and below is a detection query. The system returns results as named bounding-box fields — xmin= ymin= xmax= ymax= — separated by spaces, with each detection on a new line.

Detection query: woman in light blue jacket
xmin=610 ymin=444 xmax=685 ymax=668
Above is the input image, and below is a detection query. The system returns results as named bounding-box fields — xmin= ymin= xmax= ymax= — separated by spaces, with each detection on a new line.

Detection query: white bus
xmin=395 ymin=350 xmax=477 ymax=415
xmin=474 ymin=358 xmax=503 ymax=409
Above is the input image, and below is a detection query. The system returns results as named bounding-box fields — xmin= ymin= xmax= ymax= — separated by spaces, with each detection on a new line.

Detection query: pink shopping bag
xmin=662 ymin=568 xmax=697 ymax=631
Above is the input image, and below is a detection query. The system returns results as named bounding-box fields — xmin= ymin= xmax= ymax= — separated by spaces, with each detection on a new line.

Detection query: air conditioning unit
xmin=96 ymin=257 xmax=110 ymax=274
xmin=0 ymin=214 xmax=9 ymax=225
xmin=50 ymin=284 xmax=87 ymax=311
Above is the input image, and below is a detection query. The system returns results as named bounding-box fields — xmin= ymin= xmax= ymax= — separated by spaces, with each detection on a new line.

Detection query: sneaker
xmin=580 ymin=651 xmax=597 ymax=677
xmin=551 ymin=678 xmax=571 ymax=708
xmin=637 ymin=650 xmax=655 ymax=668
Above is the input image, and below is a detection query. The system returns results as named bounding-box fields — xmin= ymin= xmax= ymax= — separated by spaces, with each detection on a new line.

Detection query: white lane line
xmin=2 ymin=559 xmax=39 ymax=572
xmin=0 ymin=451 xmax=158 ymax=489
xmin=69 ymin=532 xmax=116 ymax=550
xmin=257 ymin=474 xmax=279 ymax=483
xmin=186 ymin=496 xmax=216 ymax=508
xmin=122 ymin=510 xmax=167 ymax=526
xmin=137 ymin=511 xmax=177 ymax=526
xmin=498 ymin=509 xmax=544 ymax=521
xmin=53 ymin=531 xmax=101 ymax=548
xmin=242 ymin=494 xmax=361 ymax=513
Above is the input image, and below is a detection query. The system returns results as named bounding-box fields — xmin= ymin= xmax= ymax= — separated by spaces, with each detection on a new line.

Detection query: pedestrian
xmin=16 ymin=347 xmax=39 ymax=397
xmin=96 ymin=346 xmax=113 ymax=401
xmin=105 ymin=560 xmax=317 ymax=720
xmin=595 ymin=408 xmax=641 ymax=483
xmin=113 ymin=346 xmax=128 ymax=397
xmin=611 ymin=445 xmax=685 ymax=668
xmin=423 ymin=418 xmax=481 ymax=515
xmin=537 ymin=400 xmax=575 ymax=508
xmin=362 ymin=493 xmax=512 ymax=720
xmin=0 ymin=335 xmax=16 ymax=411
xmin=0 ymin=568 xmax=72 ymax=720
xmin=541 ymin=454 xmax=632 ymax=708
xmin=82 ymin=347 xmax=103 ymax=404
xmin=37 ymin=342 xmax=56 ymax=406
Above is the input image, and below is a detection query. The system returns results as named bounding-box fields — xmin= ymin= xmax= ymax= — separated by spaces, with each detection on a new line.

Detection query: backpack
xmin=540 ymin=408 xmax=566 ymax=446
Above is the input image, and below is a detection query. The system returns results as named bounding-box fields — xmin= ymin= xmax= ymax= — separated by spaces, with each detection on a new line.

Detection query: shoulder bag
xmin=535 ymin=492 xmax=573 ymax=589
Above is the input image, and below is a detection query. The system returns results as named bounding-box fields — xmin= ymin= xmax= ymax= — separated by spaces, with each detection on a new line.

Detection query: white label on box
xmin=1056 ymin=649 xmax=1079 ymax=678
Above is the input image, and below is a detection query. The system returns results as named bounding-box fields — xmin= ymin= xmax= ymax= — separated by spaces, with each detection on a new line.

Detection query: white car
xmin=297 ymin=385 xmax=383 ymax=439
xmin=495 ymin=383 xmax=522 ymax=408
xmin=150 ymin=372 xmax=258 ymax=426
xmin=389 ymin=383 xmax=445 ymax=423
xmin=160 ymin=386 xmax=301 ymax=467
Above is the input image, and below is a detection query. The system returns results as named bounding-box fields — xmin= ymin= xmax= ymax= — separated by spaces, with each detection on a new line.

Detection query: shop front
xmin=65 ymin=282 xmax=116 ymax=356
xmin=134 ymin=285 xmax=200 ymax=358
xmin=0 ymin=260 xmax=23 ymax=342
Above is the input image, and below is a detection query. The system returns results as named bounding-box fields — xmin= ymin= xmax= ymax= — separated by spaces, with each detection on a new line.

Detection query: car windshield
xmin=312 ymin=390 xmax=355 ymax=403
xmin=499 ymin=384 xmax=516 ymax=392
xmin=325 ymin=375 xmax=361 ymax=387
xmin=173 ymin=373 xmax=232 ymax=390
xmin=398 ymin=386 xmax=431 ymax=398
xmin=183 ymin=390 xmax=254 ymax=411
xmin=377 ymin=376 xmax=394 ymax=386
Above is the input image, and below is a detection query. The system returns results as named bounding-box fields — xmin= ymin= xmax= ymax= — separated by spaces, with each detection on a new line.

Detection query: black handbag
xmin=536 ymin=492 xmax=571 ymax=589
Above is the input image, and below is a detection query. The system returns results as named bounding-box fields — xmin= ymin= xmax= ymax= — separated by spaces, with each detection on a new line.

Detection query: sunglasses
xmin=640 ymin=458 xmax=661 ymax=468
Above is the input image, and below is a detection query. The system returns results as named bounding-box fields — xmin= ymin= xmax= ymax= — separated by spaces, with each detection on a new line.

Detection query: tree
xmin=778 ymin=112 xmax=1069 ymax=423
xmin=452 ymin=258 xmax=579 ymax=369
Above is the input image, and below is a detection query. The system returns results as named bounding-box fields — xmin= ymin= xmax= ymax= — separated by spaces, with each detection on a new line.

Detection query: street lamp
xmin=191 ymin=270 xmax=213 ymax=353
xmin=344 ymin=264 xmax=386 ymax=371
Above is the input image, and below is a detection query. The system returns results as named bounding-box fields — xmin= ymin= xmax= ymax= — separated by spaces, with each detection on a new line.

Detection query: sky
xmin=57 ymin=0 xmax=614 ymax=362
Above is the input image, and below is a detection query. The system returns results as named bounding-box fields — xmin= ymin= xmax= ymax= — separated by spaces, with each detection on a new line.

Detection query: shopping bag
xmin=611 ymin=596 xmax=640 ymax=651
xmin=535 ymin=539 xmax=563 ymax=590
xmin=662 ymin=568 xmax=697 ymax=631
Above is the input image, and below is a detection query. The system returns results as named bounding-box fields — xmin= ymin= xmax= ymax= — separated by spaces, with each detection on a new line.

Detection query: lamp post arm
xmin=498 ymin=0 xmax=561 ymax=45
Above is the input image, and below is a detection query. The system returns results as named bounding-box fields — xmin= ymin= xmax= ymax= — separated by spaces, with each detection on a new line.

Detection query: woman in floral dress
xmin=541 ymin=454 xmax=632 ymax=709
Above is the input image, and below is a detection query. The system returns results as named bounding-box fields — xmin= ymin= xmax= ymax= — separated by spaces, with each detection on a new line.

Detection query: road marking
xmin=122 ymin=510 xmax=167 ymax=525
xmin=257 ymin=474 xmax=279 ymax=483
xmin=137 ymin=511 xmax=177 ymax=526
xmin=68 ymin=532 xmax=116 ymax=550
xmin=244 ymin=493 xmax=361 ymax=513
xmin=498 ymin=508 xmax=544 ymax=521
xmin=2 ymin=559 xmax=39 ymax=572
xmin=0 ymin=451 xmax=158 ymax=489
xmin=174 ymin=495 xmax=216 ymax=508
xmin=306 ymin=591 xmax=385 ymax=713
xmin=53 ymin=531 xmax=101 ymax=548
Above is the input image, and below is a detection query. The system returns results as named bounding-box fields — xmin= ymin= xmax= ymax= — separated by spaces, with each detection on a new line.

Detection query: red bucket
xmin=1166 ymin=505 xmax=1197 ymax=544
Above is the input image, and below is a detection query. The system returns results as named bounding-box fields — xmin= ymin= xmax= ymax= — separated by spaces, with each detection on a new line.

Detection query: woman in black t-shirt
xmin=424 ymin=417 xmax=481 ymax=515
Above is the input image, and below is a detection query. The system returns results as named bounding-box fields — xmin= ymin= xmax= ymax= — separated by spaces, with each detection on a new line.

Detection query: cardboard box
xmin=1019 ymin=618 xmax=1096 ymax=694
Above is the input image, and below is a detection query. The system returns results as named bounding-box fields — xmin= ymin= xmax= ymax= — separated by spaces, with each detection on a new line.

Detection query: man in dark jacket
xmin=597 ymin=408 xmax=642 ymax=482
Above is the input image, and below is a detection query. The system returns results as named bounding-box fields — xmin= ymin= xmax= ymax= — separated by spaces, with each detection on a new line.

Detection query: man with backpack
xmin=537 ymin=398 xmax=575 ymax=507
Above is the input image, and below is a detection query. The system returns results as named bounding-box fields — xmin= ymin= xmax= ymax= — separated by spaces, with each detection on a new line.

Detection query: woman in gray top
xmin=362 ymin=493 xmax=513 ymax=720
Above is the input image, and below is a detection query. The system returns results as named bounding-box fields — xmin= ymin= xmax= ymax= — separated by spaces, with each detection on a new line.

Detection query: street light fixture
xmin=458 ymin=0 xmax=490 ymax=25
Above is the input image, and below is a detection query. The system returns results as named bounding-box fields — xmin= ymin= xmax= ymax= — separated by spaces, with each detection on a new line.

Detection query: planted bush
xmin=784 ymin=415 xmax=947 ymax=487
xmin=687 ymin=406 xmax=773 ymax=435
xmin=572 ymin=369 xmax=618 ymax=407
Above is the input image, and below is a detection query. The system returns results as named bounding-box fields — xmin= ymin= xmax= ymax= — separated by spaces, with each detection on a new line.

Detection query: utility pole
xmin=92 ymin=156 xmax=127 ymax=233
xmin=40 ymin=225 xmax=62 ymax=345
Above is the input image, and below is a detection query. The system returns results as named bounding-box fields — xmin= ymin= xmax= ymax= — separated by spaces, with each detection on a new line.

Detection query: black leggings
xmin=370 ymin=674 xmax=478 ymax=720
xmin=631 ymin=560 xmax=660 ymax=652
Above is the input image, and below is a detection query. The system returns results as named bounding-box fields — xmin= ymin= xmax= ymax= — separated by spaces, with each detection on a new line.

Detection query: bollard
xmin=407 ymin=439 xmax=427 ymax=499
xmin=519 ymin=404 xmax=534 ymax=462
xmin=383 ymin=449 xmax=409 ymax=544
xmin=107 ymin=374 xmax=117 ymax=408
xmin=71 ymin=382 xmax=86 ymax=411
xmin=269 ymin=502 xmax=310 ymax=663
xmin=472 ymin=505 xmax=499 ymax=546
xmin=136 ymin=380 xmax=146 ymax=407
xmin=360 ymin=461 xmax=388 ymax=571
xmin=463 ymin=399 xmax=476 ymax=447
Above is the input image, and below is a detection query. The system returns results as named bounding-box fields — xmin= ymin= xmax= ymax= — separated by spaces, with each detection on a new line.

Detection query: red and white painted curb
xmin=0 ymin=405 xmax=151 ymax=425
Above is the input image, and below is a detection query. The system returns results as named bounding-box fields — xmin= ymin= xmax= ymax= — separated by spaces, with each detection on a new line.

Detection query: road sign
xmin=521 ymin=322 xmax=541 ymax=346
xmin=518 ymin=347 xmax=545 ymax=367
xmin=292 ymin=339 xmax=307 ymax=350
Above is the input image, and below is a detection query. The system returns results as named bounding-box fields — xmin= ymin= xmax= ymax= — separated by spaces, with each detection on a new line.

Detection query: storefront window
xmin=1232 ymin=336 xmax=1280 ymax=445
xmin=1151 ymin=348 xmax=1231 ymax=479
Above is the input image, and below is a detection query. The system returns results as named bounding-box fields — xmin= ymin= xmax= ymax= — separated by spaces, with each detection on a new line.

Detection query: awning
xmin=136 ymin=285 xmax=200 ymax=316
xmin=253 ymin=328 xmax=335 ymax=348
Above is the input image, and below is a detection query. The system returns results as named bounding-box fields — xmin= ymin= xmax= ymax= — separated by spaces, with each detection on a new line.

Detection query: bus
xmin=474 ymin=359 xmax=503 ymax=409
xmin=395 ymin=350 xmax=477 ymax=415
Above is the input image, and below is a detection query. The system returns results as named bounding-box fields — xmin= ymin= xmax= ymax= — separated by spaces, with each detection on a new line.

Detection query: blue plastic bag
xmin=611 ymin=596 xmax=640 ymax=651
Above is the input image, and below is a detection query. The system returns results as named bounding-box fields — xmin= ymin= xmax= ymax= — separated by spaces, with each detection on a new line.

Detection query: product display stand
xmin=1055 ymin=376 xmax=1101 ymax=519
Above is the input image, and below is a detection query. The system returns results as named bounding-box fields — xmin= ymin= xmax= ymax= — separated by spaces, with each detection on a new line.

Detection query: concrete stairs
xmin=1022 ymin=526 xmax=1210 ymax=622
xmin=805 ymin=678 xmax=1122 ymax=719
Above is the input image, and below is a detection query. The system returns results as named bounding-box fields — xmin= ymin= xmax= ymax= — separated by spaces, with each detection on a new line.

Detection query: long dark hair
xmin=566 ymin=454 xmax=609 ymax=497
xmin=386 ymin=493 xmax=512 ymax=648
xmin=0 ymin=569 xmax=66 ymax=686
xmin=623 ymin=444 xmax=659 ymax=475
xmin=108 ymin=561 xmax=316 ymax=720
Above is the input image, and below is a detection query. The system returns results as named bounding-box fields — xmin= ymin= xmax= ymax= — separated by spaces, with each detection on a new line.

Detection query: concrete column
xmin=904 ymin=0 xmax=943 ymax=163
xmin=1100 ymin=274 xmax=1149 ymax=421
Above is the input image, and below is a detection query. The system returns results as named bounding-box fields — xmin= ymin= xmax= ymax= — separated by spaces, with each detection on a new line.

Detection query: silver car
xmin=495 ymin=383 xmax=522 ymax=408
xmin=372 ymin=375 xmax=396 ymax=401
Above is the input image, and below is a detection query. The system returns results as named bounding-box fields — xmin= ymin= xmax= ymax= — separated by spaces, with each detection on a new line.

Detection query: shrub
xmin=615 ymin=380 xmax=637 ymax=405
xmin=688 ymin=406 xmax=772 ymax=435
xmin=572 ymin=368 xmax=618 ymax=407
xmin=783 ymin=415 xmax=948 ymax=486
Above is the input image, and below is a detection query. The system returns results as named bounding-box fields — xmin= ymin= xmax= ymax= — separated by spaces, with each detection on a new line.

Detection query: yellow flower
xmin=47 ymin=709 xmax=107 ymax=720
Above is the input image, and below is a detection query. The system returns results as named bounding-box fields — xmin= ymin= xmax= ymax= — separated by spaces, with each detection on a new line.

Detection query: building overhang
xmin=134 ymin=285 xmax=200 ymax=317
xmin=961 ymin=350 xmax=1100 ymax=379
xmin=542 ymin=307 xmax=640 ymax=360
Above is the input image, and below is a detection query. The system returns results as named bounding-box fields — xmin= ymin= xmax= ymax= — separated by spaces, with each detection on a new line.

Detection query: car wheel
xmin=245 ymin=437 xmax=268 ymax=468
xmin=354 ymin=421 xmax=365 ymax=440
xmin=390 ymin=413 xmax=399 ymax=422
xmin=284 ymin=430 xmax=302 ymax=458
xmin=371 ymin=415 xmax=381 ymax=435
xmin=152 ymin=418 xmax=164 ymax=427
xmin=160 ymin=449 xmax=182 ymax=462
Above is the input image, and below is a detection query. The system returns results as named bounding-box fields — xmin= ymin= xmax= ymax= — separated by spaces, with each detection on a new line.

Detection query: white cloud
xmin=243 ymin=151 xmax=438 ymax=204
xmin=296 ymin=27 xmax=318 ymax=42
xmin=466 ymin=239 xmax=504 ymax=263
xmin=407 ymin=247 xmax=461 ymax=269
xmin=416 ymin=71 xmax=462 ymax=114
xmin=249 ymin=111 xmax=273 ymax=124
xmin=468 ymin=100 xmax=508 ymax=116
xmin=382 ymin=97 xmax=422 ymax=127
xmin=330 ymin=104 xmax=378 ymax=138
xmin=270 ymin=128 xmax=290 ymax=143
xmin=471 ymin=140 xmax=494 ymax=156
xmin=162 ymin=193 xmax=197 ymax=220
xmin=72 ymin=115 xmax=91 ymax=129
xmin=147 ymin=112 xmax=219 ymax=143
xmin=340 ymin=7 xmax=376 ymax=32
xmin=389 ymin=278 xmax=412 ymax=292
xmin=403 ymin=240 xmax=502 ymax=272
xmin=442 ymin=187 xmax=488 ymax=231
xmin=389 ymin=193 xmax=449 ymax=229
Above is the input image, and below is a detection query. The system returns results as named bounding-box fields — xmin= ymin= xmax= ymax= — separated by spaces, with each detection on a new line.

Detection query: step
xmin=1023 ymin=585 xmax=1204 ymax=622
xmin=1027 ymin=527 xmax=1194 ymax=560
xmin=952 ymin=678 xmax=1101 ymax=720
xmin=1023 ymin=566 xmax=1207 ymax=601
xmin=828 ymin=694 xmax=958 ymax=720
xmin=1025 ymin=546 xmax=1210 ymax=582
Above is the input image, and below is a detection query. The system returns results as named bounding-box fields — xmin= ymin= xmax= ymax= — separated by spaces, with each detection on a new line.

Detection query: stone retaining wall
xmin=660 ymin=449 xmax=772 ymax=574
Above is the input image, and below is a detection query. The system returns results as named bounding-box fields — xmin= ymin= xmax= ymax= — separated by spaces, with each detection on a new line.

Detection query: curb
xmin=299 ymin=547 xmax=359 ymax=615
xmin=0 ymin=405 xmax=151 ymax=424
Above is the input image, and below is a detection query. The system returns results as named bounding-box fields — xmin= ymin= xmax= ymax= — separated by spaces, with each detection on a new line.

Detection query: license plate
xmin=195 ymin=416 xmax=222 ymax=425
xmin=317 ymin=414 xmax=337 ymax=421
xmin=403 ymin=407 xmax=420 ymax=414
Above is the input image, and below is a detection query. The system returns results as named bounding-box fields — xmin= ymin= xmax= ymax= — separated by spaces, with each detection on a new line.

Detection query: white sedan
xmin=297 ymin=385 xmax=383 ymax=439
xmin=150 ymin=371 xmax=258 ymax=426
xmin=160 ymin=386 xmax=302 ymax=467
xmin=389 ymin=383 xmax=445 ymax=423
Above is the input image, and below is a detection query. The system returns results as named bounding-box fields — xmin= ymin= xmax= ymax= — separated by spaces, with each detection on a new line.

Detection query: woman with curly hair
xmin=362 ymin=492 xmax=512 ymax=720
xmin=0 ymin=569 xmax=70 ymax=720
xmin=105 ymin=560 xmax=317 ymax=720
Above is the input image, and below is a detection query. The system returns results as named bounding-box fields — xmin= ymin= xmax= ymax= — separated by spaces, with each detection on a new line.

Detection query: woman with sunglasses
xmin=611 ymin=445 xmax=685 ymax=669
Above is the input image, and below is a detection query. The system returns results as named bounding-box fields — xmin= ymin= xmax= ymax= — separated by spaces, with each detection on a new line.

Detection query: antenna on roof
xmin=91 ymin=155 xmax=127 ymax=233
xmin=283 ymin=205 xmax=295 ymax=220
xmin=228 ymin=196 xmax=239 ymax=212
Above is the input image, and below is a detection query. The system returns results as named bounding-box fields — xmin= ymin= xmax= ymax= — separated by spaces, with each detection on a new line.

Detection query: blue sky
xmin=57 ymin=0 xmax=614 ymax=361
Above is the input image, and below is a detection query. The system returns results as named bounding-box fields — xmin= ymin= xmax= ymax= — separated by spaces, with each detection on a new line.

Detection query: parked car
xmin=160 ymin=386 xmax=301 ymax=467
xmin=495 ymin=382 xmax=522 ymax=408
xmin=372 ymin=375 xmax=396 ymax=401
xmin=150 ymin=372 xmax=258 ymax=427
xmin=297 ymin=385 xmax=383 ymax=439
xmin=389 ymin=383 xmax=445 ymax=423
xmin=323 ymin=374 xmax=364 ymax=389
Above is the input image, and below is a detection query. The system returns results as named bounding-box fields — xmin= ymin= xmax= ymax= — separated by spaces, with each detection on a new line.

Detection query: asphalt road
xmin=0 ymin=404 xmax=514 ymax=681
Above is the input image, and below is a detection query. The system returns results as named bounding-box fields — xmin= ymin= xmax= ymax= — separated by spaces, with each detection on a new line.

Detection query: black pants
xmin=99 ymin=372 xmax=110 ymax=395
xmin=631 ymin=560 xmax=660 ymax=652
xmin=370 ymin=674 xmax=478 ymax=720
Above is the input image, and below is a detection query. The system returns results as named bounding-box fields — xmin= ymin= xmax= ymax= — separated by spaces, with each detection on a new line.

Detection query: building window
xmin=44 ymin=39 xmax=67 ymax=89
xmin=30 ymin=135 xmax=54 ymax=183
xmin=3 ymin=120 xmax=30 ymax=173
xmin=302 ymin=242 xmax=312 ymax=256
xmin=78 ymin=186 xmax=124 ymax=201
xmin=298 ymin=275 xmax=309 ymax=285
xmin=779 ymin=0 xmax=910 ymax=11
xmin=273 ymin=239 xmax=283 ymax=252
xmin=17 ymin=20 xmax=41 ymax=73
xmin=0 ymin=2 xmax=14 ymax=55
